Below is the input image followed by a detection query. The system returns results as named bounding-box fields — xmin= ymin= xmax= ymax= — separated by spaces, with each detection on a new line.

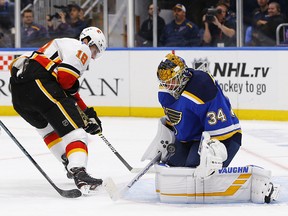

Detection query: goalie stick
xmin=103 ymin=152 xmax=161 ymax=201
xmin=0 ymin=120 xmax=82 ymax=198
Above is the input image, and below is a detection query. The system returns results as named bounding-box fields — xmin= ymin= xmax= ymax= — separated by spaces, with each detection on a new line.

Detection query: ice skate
xmin=71 ymin=167 xmax=103 ymax=194
xmin=265 ymin=182 xmax=280 ymax=203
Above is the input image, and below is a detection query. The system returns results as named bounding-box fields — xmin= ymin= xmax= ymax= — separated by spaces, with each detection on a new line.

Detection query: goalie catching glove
xmin=194 ymin=132 xmax=228 ymax=178
xmin=141 ymin=116 xmax=176 ymax=162
xmin=83 ymin=107 xmax=102 ymax=135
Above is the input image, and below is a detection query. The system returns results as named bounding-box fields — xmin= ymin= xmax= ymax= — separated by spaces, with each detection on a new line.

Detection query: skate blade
xmin=79 ymin=184 xmax=102 ymax=195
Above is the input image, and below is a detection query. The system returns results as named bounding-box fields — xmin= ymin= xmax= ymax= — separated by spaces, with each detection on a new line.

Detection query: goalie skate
xmin=71 ymin=167 xmax=103 ymax=195
xmin=265 ymin=183 xmax=280 ymax=203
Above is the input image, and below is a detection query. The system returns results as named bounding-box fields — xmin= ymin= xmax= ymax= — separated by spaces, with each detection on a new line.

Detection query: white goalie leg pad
xmin=194 ymin=132 xmax=227 ymax=178
xmin=36 ymin=123 xmax=66 ymax=163
xmin=250 ymin=166 xmax=274 ymax=203
xmin=155 ymin=165 xmax=279 ymax=204
xmin=141 ymin=117 xmax=175 ymax=162
xmin=62 ymin=128 xmax=88 ymax=170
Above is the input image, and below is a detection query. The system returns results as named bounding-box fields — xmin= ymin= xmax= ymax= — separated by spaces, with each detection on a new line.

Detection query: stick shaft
xmin=99 ymin=133 xmax=133 ymax=171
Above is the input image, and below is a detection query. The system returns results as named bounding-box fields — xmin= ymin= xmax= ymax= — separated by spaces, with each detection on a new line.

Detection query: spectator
xmin=242 ymin=0 xmax=260 ymax=28
xmin=185 ymin=0 xmax=219 ymax=28
xmin=0 ymin=0 xmax=14 ymax=30
xmin=46 ymin=10 xmax=73 ymax=39
xmin=272 ymin=0 xmax=288 ymax=21
xmin=219 ymin=0 xmax=236 ymax=23
xmin=0 ymin=0 xmax=14 ymax=47
xmin=67 ymin=3 xmax=88 ymax=39
xmin=202 ymin=2 xmax=236 ymax=47
xmin=246 ymin=0 xmax=269 ymax=46
xmin=253 ymin=2 xmax=286 ymax=46
xmin=21 ymin=9 xmax=49 ymax=47
xmin=252 ymin=0 xmax=269 ymax=27
xmin=136 ymin=3 xmax=166 ymax=47
xmin=160 ymin=3 xmax=201 ymax=47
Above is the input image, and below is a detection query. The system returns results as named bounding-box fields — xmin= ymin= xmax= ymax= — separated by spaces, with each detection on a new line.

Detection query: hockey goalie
xmin=141 ymin=53 xmax=280 ymax=204
xmin=141 ymin=118 xmax=280 ymax=204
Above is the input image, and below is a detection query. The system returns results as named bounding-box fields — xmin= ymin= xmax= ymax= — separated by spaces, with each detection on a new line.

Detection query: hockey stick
xmin=103 ymin=152 xmax=161 ymax=201
xmin=98 ymin=133 xmax=135 ymax=172
xmin=0 ymin=120 xmax=82 ymax=198
xmin=77 ymin=105 xmax=146 ymax=173
xmin=99 ymin=133 xmax=156 ymax=173
xmin=76 ymin=105 xmax=136 ymax=172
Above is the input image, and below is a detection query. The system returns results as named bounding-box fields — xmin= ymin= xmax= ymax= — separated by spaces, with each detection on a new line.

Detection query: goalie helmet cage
xmin=0 ymin=120 xmax=82 ymax=198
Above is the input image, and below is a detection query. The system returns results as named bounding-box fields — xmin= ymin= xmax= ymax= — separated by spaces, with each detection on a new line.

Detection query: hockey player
xmin=9 ymin=26 xmax=107 ymax=194
xmin=142 ymin=53 xmax=279 ymax=203
xmin=144 ymin=53 xmax=241 ymax=168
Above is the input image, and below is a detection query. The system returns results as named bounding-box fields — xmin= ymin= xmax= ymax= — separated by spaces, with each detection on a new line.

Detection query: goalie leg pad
xmin=251 ymin=166 xmax=273 ymax=203
xmin=155 ymin=165 xmax=279 ymax=204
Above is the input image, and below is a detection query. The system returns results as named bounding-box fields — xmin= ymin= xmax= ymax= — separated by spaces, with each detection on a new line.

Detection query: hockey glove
xmin=83 ymin=107 xmax=102 ymax=135
xmin=141 ymin=116 xmax=175 ymax=162
xmin=194 ymin=132 xmax=227 ymax=178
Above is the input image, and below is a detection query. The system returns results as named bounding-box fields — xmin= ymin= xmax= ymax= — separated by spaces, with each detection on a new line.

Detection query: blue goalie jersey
xmin=158 ymin=69 xmax=241 ymax=142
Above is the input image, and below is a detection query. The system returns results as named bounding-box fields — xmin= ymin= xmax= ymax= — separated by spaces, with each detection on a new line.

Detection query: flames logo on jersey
xmin=164 ymin=108 xmax=182 ymax=125
xmin=192 ymin=58 xmax=210 ymax=73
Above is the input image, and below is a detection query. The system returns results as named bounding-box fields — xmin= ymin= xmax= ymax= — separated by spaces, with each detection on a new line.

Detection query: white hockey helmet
xmin=79 ymin=27 xmax=107 ymax=59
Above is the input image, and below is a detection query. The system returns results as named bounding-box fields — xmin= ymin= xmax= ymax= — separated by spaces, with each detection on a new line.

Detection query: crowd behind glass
xmin=0 ymin=0 xmax=287 ymax=48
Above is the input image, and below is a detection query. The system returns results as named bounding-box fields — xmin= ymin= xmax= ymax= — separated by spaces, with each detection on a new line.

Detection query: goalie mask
xmin=157 ymin=53 xmax=192 ymax=99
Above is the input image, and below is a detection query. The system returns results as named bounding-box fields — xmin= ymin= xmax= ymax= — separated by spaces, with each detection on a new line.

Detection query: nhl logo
xmin=192 ymin=58 xmax=210 ymax=73
xmin=62 ymin=119 xmax=69 ymax=127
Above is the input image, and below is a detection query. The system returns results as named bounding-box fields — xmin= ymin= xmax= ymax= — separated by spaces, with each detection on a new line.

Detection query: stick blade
xmin=103 ymin=177 xmax=120 ymax=201
xmin=58 ymin=188 xmax=82 ymax=198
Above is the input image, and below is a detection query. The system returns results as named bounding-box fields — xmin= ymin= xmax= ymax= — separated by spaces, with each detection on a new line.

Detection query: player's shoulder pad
xmin=77 ymin=42 xmax=92 ymax=65
xmin=184 ymin=70 xmax=218 ymax=103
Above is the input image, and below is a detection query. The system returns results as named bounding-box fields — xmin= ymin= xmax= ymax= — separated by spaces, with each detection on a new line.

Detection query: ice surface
xmin=0 ymin=116 xmax=287 ymax=216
